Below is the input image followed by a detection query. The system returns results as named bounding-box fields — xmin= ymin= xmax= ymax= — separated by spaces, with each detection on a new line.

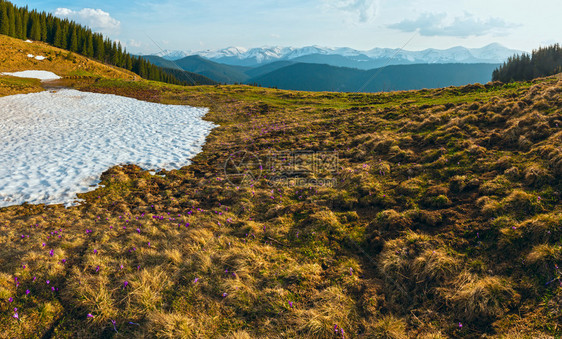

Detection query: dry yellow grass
xmin=0 ymin=34 xmax=139 ymax=80
xmin=1 ymin=36 xmax=562 ymax=337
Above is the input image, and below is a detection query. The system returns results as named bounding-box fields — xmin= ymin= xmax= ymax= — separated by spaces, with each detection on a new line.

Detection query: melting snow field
xmin=1 ymin=70 xmax=61 ymax=81
xmin=0 ymin=89 xmax=215 ymax=207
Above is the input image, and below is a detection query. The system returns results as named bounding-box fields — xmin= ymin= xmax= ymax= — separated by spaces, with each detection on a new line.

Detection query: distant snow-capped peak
xmin=153 ymin=49 xmax=191 ymax=60
xmin=197 ymin=46 xmax=248 ymax=59
xmin=152 ymin=44 xmax=525 ymax=64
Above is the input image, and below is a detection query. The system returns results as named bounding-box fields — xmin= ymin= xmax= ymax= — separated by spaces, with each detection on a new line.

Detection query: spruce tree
xmin=86 ymin=34 xmax=94 ymax=58
xmin=93 ymin=34 xmax=104 ymax=60
xmin=14 ymin=8 xmax=22 ymax=38
xmin=125 ymin=54 xmax=132 ymax=70
xmin=53 ymin=21 xmax=63 ymax=47
xmin=60 ymin=22 xmax=68 ymax=49
xmin=29 ymin=15 xmax=40 ymax=40
xmin=111 ymin=41 xmax=119 ymax=65
xmin=69 ymin=27 xmax=78 ymax=52
xmin=7 ymin=3 xmax=15 ymax=36
xmin=116 ymin=41 xmax=123 ymax=67
xmin=80 ymin=40 xmax=87 ymax=56
xmin=40 ymin=14 xmax=47 ymax=41
xmin=22 ymin=11 xmax=28 ymax=37
xmin=0 ymin=1 xmax=8 ymax=35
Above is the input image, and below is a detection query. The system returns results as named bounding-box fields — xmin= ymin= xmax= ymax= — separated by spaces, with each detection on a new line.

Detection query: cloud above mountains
xmin=388 ymin=12 xmax=517 ymax=37
xmin=328 ymin=0 xmax=380 ymax=22
xmin=54 ymin=8 xmax=121 ymax=34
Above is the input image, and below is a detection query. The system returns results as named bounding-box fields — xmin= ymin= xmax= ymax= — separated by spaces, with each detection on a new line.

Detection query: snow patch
xmin=25 ymin=54 xmax=47 ymax=60
xmin=0 ymin=89 xmax=215 ymax=207
xmin=24 ymin=39 xmax=32 ymax=43
xmin=2 ymin=70 xmax=60 ymax=81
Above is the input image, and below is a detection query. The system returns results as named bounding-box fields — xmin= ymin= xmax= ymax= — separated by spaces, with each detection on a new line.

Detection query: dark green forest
xmin=0 ymin=0 xmax=200 ymax=85
xmin=493 ymin=44 xmax=562 ymax=82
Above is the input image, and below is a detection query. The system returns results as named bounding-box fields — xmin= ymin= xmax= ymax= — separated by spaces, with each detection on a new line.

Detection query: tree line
xmin=493 ymin=44 xmax=562 ymax=82
xmin=0 ymin=0 xmax=193 ymax=85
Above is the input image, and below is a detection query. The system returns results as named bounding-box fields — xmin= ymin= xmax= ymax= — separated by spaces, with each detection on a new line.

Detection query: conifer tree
xmin=29 ymin=15 xmax=40 ymax=40
xmin=40 ymin=13 xmax=47 ymax=41
xmin=80 ymin=40 xmax=87 ymax=56
xmin=86 ymin=34 xmax=94 ymax=58
xmin=14 ymin=7 xmax=22 ymax=38
xmin=21 ymin=10 xmax=27 ymax=37
xmin=69 ymin=26 xmax=78 ymax=52
xmin=93 ymin=35 xmax=104 ymax=60
xmin=53 ymin=21 xmax=63 ymax=47
xmin=0 ymin=1 xmax=9 ymax=35
xmin=116 ymin=41 xmax=123 ymax=67
xmin=7 ymin=3 xmax=15 ymax=36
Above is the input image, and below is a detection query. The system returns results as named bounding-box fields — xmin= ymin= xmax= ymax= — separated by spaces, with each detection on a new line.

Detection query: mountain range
xmin=141 ymin=43 xmax=522 ymax=92
xmin=248 ymin=63 xmax=500 ymax=92
xmin=142 ymin=55 xmax=500 ymax=92
xmin=152 ymin=43 xmax=523 ymax=68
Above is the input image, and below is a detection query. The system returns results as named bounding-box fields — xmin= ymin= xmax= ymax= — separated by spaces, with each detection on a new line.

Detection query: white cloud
xmin=326 ymin=0 xmax=380 ymax=23
xmin=388 ymin=12 xmax=517 ymax=38
xmin=127 ymin=39 xmax=142 ymax=48
xmin=54 ymin=8 xmax=121 ymax=34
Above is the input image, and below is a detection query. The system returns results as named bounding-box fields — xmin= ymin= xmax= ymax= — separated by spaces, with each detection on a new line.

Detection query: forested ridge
xmin=493 ymin=44 xmax=562 ymax=82
xmin=0 ymin=0 xmax=194 ymax=85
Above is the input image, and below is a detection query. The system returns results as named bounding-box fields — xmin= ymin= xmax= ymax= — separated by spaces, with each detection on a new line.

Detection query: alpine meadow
xmin=0 ymin=0 xmax=561 ymax=338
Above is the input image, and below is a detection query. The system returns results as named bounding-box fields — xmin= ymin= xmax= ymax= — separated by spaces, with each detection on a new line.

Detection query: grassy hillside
xmin=248 ymin=62 xmax=500 ymax=92
xmin=0 ymin=50 xmax=561 ymax=338
xmin=0 ymin=34 xmax=139 ymax=80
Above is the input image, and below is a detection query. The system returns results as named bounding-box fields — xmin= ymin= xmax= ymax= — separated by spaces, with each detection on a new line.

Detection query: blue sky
xmin=10 ymin=0 xmax=561 ymax=54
